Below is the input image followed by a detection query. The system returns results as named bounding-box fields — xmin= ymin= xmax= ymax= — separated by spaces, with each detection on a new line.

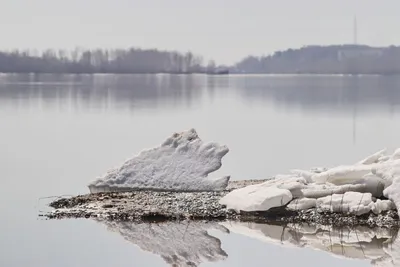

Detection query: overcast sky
xmin=1 ymin=0 xmax=399 ymax=64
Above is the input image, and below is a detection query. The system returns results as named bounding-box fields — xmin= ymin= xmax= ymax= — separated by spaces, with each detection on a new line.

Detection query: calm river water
xmin=2 ymin=73 xmax=400 ymax=267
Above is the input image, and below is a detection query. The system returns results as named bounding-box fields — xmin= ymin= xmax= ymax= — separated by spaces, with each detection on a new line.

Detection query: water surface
xmin=1 ymin=73 xmax=400 ymax=266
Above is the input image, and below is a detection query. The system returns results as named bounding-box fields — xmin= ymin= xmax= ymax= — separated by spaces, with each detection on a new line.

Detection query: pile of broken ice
xmin=220 ymin=148 xmax=400 ymax=216
xmin=88 ymin=128 xmax=400 ymax=217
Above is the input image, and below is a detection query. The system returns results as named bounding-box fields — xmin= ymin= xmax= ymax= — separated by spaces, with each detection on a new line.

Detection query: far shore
xmin=2 ymin=72 xmax=400 ymax=76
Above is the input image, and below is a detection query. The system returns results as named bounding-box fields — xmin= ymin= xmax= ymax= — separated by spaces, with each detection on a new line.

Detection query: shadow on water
xmin=94 ymin=219 xmax=400 ymax=267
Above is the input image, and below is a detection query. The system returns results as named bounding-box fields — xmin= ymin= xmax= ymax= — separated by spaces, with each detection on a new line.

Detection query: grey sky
xmin=1 ymin=0 xmax=399 ymax=64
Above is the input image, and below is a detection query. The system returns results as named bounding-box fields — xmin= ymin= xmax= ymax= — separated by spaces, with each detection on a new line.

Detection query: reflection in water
xmin=231 ymin=75 xmax=400 ymax=114
xmin=97 ymin=220 xmax=228 ymax=267
xmin=221 ymin=222 xmax=400 ymax=267
xmin=0 ymin=74 xmax=205 ymax=111
xmin=96 ymin=218 xmax=400 ymax=267
xmin=1 ymin=74 xmax=400 ymax=115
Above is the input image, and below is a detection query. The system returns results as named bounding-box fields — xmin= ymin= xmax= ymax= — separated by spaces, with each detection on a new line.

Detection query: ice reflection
xmin=221 ymin=222 xmax=399 ymax=266
xmin=96 ymin=218 xmax=400 ymax=267
xmin=96 ymin=220 xmax=228 ymax=267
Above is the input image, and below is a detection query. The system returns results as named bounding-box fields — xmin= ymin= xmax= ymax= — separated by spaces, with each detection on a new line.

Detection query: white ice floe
xmin=219 ymin=175 xmax=307 ymax=212
xmin=220 ymin=148 xmax=400 ymax=214
xmin=287 ymin=197 xmax=316 ymax=211
xmin=88 ymin=129 xmax=230 ymax=192
xmin=220 ymin=222 xmax=397 ymax=265
xmin=358 ymin=149 xmax=387 ymax=165
xmin=301 ymin=183 xmax=368 ymax=198
xmin=372 ymin=199 xmax=396 ymax=215
xmin=219 ymin=183 xmax=292 ymax=212
xmin=383 ymin=176 xmax=400 ymax=210
xmin=316 ymin=192 xmax=374 ymax=215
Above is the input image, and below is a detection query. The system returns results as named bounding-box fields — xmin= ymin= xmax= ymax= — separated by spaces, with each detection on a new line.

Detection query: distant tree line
xmin=4 ymin=45 xmax=400 ymax=75
xmin=233 ymin=45 xmax=400 ymax=75
xmin=0 ymin=47 xmax=215 ymax=74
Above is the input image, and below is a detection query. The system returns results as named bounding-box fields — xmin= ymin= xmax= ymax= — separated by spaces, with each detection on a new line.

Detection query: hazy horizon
xmin=2 ymin=0 xmax=400 ymax=64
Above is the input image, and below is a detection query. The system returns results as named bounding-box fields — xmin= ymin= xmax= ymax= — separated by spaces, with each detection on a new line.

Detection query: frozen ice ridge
xmin=220 ymin=148 xmax=400 ymax=215
xmin=88 ymin=129 xmax=230 ymax=193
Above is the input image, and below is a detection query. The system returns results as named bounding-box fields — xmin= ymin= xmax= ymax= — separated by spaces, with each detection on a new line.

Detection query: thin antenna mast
xmin=353 ymin=16 xmax=358 ymax=44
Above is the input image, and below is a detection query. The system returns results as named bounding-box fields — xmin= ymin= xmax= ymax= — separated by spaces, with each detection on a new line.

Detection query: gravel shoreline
xmin=43 ymin=179 xmax=400 ymax=228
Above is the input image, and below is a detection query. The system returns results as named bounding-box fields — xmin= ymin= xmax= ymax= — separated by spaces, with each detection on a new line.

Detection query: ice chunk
xmin=263 ymin=175 xmax=307 ymax=198
xmin=311 ymin=164 xmax=374 ymax=185
xmin=290 ymin=169 xmax=314 ymax=182
xmin=292 ymin=149 xmax=396 ymax=186
xmin=358 ymin=149 xmax=387 ymax=165
xmin=88 ymin=129 xmax=230 ymax=192
xmin=301 ymin=183 xmax=367 ymax=199
xmin=287 ymin=198 xmax=316 ymax=210
xmin=219 ymin=182 xmax=292 ymax=212
xmin=392 ymin=148 xmax=400 ymax=160
xmin=352 ymin=174 xmax=386 ymax=197
xmin=273 ymin=175 xmax=307 ymax=190
xmin=316 ymin=192 xmax=374 ymax=215
xmin=383 ymin=177 xmax=400 ymax=210
xmin=219 ymin=175 xmax=307 ymax=212
xmin=373 ymin=159 xmax=400 ymax=183
xmin=221 ymin=147 xmax=400 ymax=216
xmin=378 ymin=155 xmax=391 ymax=163
xmin=372 ymin=199 xmax=395 ymax=215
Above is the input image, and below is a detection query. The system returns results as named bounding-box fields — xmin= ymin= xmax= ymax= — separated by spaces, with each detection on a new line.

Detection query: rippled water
xmin=1 ymin=73 xmax=400 ymax=266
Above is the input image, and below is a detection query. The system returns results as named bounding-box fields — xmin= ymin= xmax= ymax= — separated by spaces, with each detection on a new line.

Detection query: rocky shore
xmin=43 ymin=179 xmax=400 ymax=228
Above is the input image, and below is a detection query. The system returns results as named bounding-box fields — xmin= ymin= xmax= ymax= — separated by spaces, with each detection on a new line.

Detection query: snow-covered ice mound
xmin=88 ymin=129 xmax=230 ymax=193
xmin=220 ymin=148 xmax=400 ymax=215
xmin=220 ymin=222 xmax=399 ymax=266
xmin=97 ymin=220 xmax=228 ymax=267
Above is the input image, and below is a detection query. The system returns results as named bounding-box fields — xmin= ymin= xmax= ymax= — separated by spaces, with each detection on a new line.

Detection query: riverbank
xmin=43 ymin=179 xmax=400 ymax=228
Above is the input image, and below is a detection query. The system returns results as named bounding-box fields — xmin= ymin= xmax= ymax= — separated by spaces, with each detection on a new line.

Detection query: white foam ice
xmin=88 ymin=129 xmax=230 ymax=192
